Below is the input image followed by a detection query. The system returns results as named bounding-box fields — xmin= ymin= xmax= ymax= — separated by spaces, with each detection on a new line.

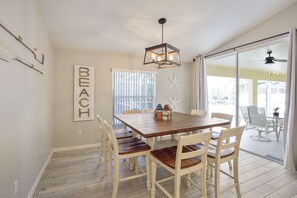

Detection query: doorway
xmin=206 ymin=38 xmax=288 ymax=162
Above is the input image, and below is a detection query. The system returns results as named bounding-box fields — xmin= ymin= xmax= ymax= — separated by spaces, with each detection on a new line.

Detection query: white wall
xmin=53 ymin=48 xmax=192 ymax=148
xmin=211 ymin=2 xmax=297 ymax=54
xmin=0 ymin=0 xmax=54 ymax=197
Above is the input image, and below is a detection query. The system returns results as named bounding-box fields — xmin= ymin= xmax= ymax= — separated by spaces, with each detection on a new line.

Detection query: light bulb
xmin=158 ymin=56 xmax=161 ymax=61
xmin=169 ymin=54 xmax=173 ymax=61
xmin=152 ymin=54 xmax=155 ymax=61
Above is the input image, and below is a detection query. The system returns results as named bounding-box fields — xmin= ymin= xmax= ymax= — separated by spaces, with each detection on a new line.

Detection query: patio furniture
xmin=266 ymin=114 xmax=284 ymax=141
xmin=239 ymin=106 xmax=255 ymax=130
xmin=247 ymin=106 xmax=274 ymax=142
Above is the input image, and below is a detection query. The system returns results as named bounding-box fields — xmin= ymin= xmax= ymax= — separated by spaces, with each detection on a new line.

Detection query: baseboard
xmin=26 ymin=143 xmax=100 ymax=198
xmin=26 ymin=150 xmax=53 ymax=198
xmin=52 ymin=143 xmax=100 ymax=152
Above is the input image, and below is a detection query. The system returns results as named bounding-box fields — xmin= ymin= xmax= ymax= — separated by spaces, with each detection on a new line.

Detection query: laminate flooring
xmin=33 ymin=147 xmax=297 ymax=198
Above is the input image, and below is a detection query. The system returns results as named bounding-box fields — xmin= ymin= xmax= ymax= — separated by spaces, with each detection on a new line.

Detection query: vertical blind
xmin=112 ymin=69 xmax=156 ymax=126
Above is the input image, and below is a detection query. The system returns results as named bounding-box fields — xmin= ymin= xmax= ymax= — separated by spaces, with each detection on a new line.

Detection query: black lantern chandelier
xmin=143 ymin=18 xmax=181 ymax=68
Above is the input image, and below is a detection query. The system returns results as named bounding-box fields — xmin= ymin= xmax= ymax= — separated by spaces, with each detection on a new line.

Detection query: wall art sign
xmin=74 ymin=65 xmax=94 ymax=121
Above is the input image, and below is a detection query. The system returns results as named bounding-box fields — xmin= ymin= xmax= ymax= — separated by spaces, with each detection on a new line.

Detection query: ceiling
xmin=39 ymin=0 xmax=297 ymax=62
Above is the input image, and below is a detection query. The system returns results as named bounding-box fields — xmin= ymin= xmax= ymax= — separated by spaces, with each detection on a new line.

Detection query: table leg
xmin=275 ymin=119 xmax=280 ymax=141
xmin=146 ymin=137 xmax=156 ymax=149
xmin=145 ymin=137 xmax=155 ymax=191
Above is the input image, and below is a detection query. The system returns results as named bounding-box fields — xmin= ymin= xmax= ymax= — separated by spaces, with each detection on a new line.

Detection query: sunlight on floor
xmin=240 ymin=128 xmax=283 ymax=163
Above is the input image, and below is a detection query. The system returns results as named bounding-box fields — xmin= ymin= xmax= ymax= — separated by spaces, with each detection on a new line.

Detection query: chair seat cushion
xmin=211 ymin=131 xmax=220 ymax=139
xmin=151 ymin=146 xmax=201 ymax=169
xmin=187 ymin=143 xmax=234 ymax=159
xmin=118 ymin=137 xmax=151 ymax=155
xmin=207 ymin=144 xmax=234 ymax=159
xmin=115 ymin=128 xmax=133 ymax=139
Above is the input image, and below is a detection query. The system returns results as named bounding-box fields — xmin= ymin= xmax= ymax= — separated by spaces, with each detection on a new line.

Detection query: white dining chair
xmin=96 ymin=114 xmax=133 ymax=179
xmin=104 ymin=120 xmax=151 ymax=198
xmin=150 ymin=132 xmax=212 ymax=198
xmin=207 ymin=126 xmax=245 ymax=198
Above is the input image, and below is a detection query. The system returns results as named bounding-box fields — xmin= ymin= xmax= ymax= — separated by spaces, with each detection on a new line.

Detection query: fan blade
xmin=274 ymin=59 xmax=287 ymax=62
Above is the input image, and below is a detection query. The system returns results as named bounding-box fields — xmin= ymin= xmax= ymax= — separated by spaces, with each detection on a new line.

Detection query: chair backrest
xmin=191 ymin=109 xmax=207 ymax=117
xmin=123 ymin=109 xmax=141 ymax=114
xmin=239 ymin=106 xmax=250 ymax=124
xmin=145 ymin=108 xmax=155 ymax=113
xmin=211 ymin=112 xmax=233 ymax=129
xmin=215 ymin=126 xmax=245 ymax=160
xmin=247 ymin=106 xmax=268 ymax=127
xmin=104 ymin=120 xmax=119 ymax=154
xmin=96 ymin=114 xmax=105 ymax=139
xmin=175 ymin=132 xmax=212 ymax=170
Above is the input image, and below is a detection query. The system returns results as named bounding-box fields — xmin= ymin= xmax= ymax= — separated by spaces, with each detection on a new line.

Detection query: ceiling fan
xmin=264 ymin=50 xmax=287 ymax=64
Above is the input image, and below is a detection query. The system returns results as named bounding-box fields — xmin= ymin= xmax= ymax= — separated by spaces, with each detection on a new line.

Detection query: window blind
xmin=112 ymin=70 xmax=156 ymax=126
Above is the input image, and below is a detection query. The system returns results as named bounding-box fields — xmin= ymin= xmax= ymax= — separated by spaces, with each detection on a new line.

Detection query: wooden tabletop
xmin=115 ymin=112 xmax=231 ymax=138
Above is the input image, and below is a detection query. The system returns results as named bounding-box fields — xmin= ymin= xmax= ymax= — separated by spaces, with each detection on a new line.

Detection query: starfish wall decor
xmin=167 ymin=94 xmax=182 ymax=110
xmin=168 ymin=74 xmax=182 ymax=90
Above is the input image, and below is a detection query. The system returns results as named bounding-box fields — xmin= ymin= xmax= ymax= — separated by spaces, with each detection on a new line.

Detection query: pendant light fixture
xmin=143 ymin=18 xmax=181 ymax=68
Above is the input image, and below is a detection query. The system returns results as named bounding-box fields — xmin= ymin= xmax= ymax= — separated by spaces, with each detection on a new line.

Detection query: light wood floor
xmin=33 ymin=147 xmax=297 ymax=198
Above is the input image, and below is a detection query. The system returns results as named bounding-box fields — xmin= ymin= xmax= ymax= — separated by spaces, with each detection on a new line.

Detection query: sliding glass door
xmin=206 ymin=39 xmax=288 ymax=162
xmin=237 ymin=40 xmax=288 ymax=161
xmin=206 ymin=54 xmax=236 ymax=127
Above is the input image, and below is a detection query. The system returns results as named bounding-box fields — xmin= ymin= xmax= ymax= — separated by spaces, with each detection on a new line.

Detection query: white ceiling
xmin=39 ymin=0 xmax=297 ymax=62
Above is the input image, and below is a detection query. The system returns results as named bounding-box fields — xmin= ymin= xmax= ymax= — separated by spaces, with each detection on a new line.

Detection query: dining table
xmin=115 ymin=111 xmax=231 ymax=191
xmin=115 ymin=111 xmax=231 ymax=149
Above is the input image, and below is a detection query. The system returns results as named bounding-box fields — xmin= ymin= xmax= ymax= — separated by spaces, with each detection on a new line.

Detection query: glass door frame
xmin=206 ymin=37 xmax=288 ymax=128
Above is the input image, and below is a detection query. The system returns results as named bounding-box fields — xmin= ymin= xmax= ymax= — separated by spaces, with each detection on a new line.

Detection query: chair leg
xmin=234 ymin=159 xmax=241 ymax=198
xmin=112 ymin=159 xmax=119 ymax=198
xmin=214 ymin=163 xmax=221 ymax=198
xmin=102 ymin=143 xmax=107 ymax=179
xmin=174 ymin=175 xmax=181 ymax=198
xmin=145 ymin=155 xmax=151 ymax=191
xmin=206 ymin=161 xmax=211 ymax=179
xmin=99 ymin=137 xmax=106 ymax=166
xmin=108 ymin=148 xmax=112 ymax=180
xmin=186 ymin=173 xmax=191 ymax=188
xmin=129 ymin=158 xmax=135 ymax=170
xmin=151 ymin=161 xmax=156 ymax=198
xmin=226 ymin=138 xmax=232 ymax=170
xmin=135 ymin=157 xmax=139 ymax=174
xmin=98 ymin=144 xmax=103 ymax=166
xmin=200 ymin=168 xmax=207 ymax=198
xmin=207 ymin=162 xmax=214 ymax=179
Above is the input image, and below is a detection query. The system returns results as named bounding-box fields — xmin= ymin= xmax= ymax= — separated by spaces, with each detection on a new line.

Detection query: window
xmin=207 ymin=76 xmax=236 ymax=113
xmin=257 ymin=80 xmax=286 ymax=115
xmin=112 ymin=69 xmax=156 ymax=126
